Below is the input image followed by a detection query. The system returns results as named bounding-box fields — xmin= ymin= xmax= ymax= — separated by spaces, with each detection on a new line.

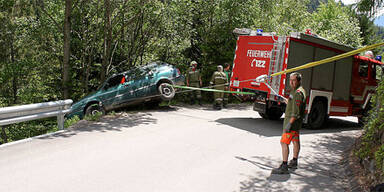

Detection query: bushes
xmin=64 ymin=115 xmax=81 ymax=128
xmin=0 ymin=118 xmax=58 ymax=144
xmin=375 ymin=144 xmax=384 ymax=172
xmin=356 ymin=78 xmax=384 ymax=179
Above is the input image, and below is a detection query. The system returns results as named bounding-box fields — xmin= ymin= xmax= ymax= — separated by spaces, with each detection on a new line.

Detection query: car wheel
xmin=85 ymin=104 xmax=105 ymax=116
xmin=158 ymin=82 xmax=175 ymax=101
xmin=307 ymin=100 xmax=327 ymax=129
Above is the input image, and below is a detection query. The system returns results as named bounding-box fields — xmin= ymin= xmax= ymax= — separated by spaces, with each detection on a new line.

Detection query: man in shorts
xmin=272 ymin=72 xmax=306 ymax=174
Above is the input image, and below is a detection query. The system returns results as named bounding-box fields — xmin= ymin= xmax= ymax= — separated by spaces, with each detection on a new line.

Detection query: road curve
xmin=0 ymin=104 xmax=361 ymax=192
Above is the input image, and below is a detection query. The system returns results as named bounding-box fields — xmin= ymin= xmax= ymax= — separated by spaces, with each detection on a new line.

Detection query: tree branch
xmin=35 ymin=4 xmax=62 ymax=32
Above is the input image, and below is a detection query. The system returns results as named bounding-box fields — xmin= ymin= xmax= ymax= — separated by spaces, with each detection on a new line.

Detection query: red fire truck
xmin=230 ymin=28 xmax=383 ymax=129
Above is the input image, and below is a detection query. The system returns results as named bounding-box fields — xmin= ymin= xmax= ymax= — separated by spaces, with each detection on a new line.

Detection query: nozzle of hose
xmin=255 ymin=75 xmax=269 ymax=83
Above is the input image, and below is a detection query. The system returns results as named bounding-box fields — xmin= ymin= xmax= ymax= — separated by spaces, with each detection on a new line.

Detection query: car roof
xmin=108 ymin=61 xmax=172 ymax=79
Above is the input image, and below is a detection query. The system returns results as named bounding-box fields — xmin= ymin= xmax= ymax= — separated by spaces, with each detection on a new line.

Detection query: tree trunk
xmin=63 ymin=0 xmax=72 ymax=99
xmin=101 ymin=0 xmax=112 ymax=83
xmin=10 ymin=40 xmax=17 ymax=104
xmin=190 ymin=0 xmax=202 ymax=63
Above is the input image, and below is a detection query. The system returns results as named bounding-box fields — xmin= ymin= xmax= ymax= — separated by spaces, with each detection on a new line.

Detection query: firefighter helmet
xmin=217 ymin=65 xmax=223 ymax=72
xmin=364 ymin=51 xmax=374 ymax=59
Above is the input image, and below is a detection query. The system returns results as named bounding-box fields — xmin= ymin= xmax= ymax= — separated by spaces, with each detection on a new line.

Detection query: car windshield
xmin=126 ymin=62 xmax=165 ymax=79
xmin=97 ymin=61 xmax=167 ymax=89
xmin=99 ymin=74 xmax=124 ymax=90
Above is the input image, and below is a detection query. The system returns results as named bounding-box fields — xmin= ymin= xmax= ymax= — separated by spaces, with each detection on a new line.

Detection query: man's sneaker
xmin=288 ymin=159 xmax=298 ymax=169
xmin=271 ymin=163 xmax=289 ymax=174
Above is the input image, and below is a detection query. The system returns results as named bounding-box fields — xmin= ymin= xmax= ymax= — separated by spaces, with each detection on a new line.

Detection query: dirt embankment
xmin=346 ymin=136 xmax=384 ymax=192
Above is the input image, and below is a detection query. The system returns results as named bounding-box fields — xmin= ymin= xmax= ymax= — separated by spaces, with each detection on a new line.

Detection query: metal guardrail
xmin=0 ymin=99 xmax=73 ymax=130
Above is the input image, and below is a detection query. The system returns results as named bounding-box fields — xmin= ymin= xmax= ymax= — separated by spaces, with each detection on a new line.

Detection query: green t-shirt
xmin=224 ymin=70 xmax=230 ymax=84
xmin=283 ymin=86 xmax=306 ymax=131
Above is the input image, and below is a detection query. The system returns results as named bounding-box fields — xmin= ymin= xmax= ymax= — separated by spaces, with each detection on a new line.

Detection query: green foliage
xmin=375 ymin=144 xmax=384 ymax=172
xmin=307 ymin=0 xmax=363 ymax=48
xmin=357 ymin=78 xmax=384 ymax=175
xmin=1 ymin=119 xmax=58 ymax=143
xmin=307 ymin=0 xmax=328 ymax=12
xmin=357 ymin=0 xmax=384 ymax=17
xmin=64 ymin=115 xmax=80 ymax=128
xmin=0 ymin=0 xmax=379 ymax=144
xmin=252 ymin=0 xmax=311 ymax=35
xmin=357 ymin=14 xmax=381 ymax=47
xmin=107 ymin=111 xmax=116 ymax=116
xmin=84 ymin=111 xmax=103 ymax=121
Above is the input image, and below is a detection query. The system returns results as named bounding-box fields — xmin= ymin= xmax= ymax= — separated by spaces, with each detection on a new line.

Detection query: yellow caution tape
xmin=271 ymin=42 xmax=384 ymax=77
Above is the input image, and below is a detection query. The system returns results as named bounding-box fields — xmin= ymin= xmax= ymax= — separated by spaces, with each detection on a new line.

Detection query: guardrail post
xmin=0 ymin=126 xmax=7 ymax=143
xmin=57 ymin=105 xmax=65 ymax=130
xmin=0 ymin=99 xmax=72 ymax=131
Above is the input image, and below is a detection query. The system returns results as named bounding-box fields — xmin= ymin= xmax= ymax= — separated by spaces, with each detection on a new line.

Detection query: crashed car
xmin=67 ymin=61 xmax=185 ymax=119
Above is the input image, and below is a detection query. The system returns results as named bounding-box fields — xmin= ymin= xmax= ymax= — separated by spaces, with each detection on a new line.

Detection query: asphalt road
xmin=0 ymin=104 xmax=362 ymax=192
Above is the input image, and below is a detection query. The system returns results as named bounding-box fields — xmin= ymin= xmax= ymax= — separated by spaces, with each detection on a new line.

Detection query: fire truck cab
xmin=230 ymin=28 xmax=383 ymax=129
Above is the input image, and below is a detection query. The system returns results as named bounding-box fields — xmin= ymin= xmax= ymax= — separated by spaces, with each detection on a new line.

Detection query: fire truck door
xmin=351 ymin=60 xmax=371 ymax=104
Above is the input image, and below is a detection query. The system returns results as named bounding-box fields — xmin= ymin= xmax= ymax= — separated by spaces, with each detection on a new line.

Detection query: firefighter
xmin=272 ymin=72 xmax=306 ymax=174
xmin=210 ymin=65 xmax=228 ymax=110
xmin=364 ymin=50 xmax=374 ymax=59
xmin=186 ymin=61 xmax=202 ymax=105
xmin=223 ymin=63 xmax=231 ymax=108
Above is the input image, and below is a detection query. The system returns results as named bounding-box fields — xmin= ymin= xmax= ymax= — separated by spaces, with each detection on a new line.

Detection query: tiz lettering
xmin=251 ymin=59 xmax=266 ymax=68
xmin=247 ymin=49 xmax=270 ymax=68
xmin=247 ymin=50 xmax=271 ymax=58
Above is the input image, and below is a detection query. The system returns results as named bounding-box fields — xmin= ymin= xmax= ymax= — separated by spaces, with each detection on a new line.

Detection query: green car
xmin=67 ymin=61 xmax=185 ymax=119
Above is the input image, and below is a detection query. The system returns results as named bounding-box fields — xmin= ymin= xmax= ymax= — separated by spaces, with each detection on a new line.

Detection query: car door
xmin=127 ymin=68 xmax=150 ymax=99
xmin=99 ymin=74 xmax=124 ymax=110
xmin=116 ymin=72 xmax=137 ymax=105
xmin=138 ymin=68 xmax=154 ymax=98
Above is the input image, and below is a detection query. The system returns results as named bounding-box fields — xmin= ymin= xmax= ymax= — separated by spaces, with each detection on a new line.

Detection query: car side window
xmin=105 ymin=75 xmax=124 ymax=89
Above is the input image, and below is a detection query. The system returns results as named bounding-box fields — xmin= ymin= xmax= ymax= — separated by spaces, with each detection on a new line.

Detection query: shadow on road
xmin=216 ymin=117 xmax=362 ymax=137
xmin=174 ymin=102 xmax=253 ymax=111
xmin=38 ymin=110 xmax=161 ymax=140
xmin=235 ymin=133 xmax=355 ymax=192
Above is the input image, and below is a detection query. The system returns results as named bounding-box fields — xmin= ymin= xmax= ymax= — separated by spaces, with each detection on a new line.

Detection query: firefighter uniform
xmin=187 ymin=65 xmax=202 ymax=105
xmin=223 ymin=69 xmax=230 ymax=107
xmin=282 ymin=86 xmax=306 ymax=142
xmin=210 ymin=67 xmax=228 ymax=109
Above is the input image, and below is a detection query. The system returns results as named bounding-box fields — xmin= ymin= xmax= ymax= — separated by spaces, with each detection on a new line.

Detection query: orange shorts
xmin=280 ymin=131 xmax=300 ymax=145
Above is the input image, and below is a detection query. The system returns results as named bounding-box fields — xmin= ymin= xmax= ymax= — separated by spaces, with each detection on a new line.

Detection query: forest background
xmin=1 ymin=0 xmax=384 ymax=180
xmin=2 ymin=0 xmax=384 ymax=187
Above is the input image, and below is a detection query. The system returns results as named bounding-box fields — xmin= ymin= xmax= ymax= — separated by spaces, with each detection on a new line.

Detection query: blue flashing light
xmin=256 ymin=29 xmax=263 ymax=36
xmin=376 ymin=55 xmax=382 ymax=62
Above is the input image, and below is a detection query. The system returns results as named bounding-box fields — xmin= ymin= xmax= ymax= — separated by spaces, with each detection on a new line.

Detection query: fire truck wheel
xmin=308 ymin=100 xmax=327 ymax=129
xmin=259 ymin=108 xmax=283 ymax=120
xmin=259 ymin=112 xmax=268 ymax=119
xmin=358 ymin=103 xmax=371 ymax=125
xmin=358 ymin=117 xmax=365 ymax=125
xmin=267 ymin=108 xmax=283 ymax=120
